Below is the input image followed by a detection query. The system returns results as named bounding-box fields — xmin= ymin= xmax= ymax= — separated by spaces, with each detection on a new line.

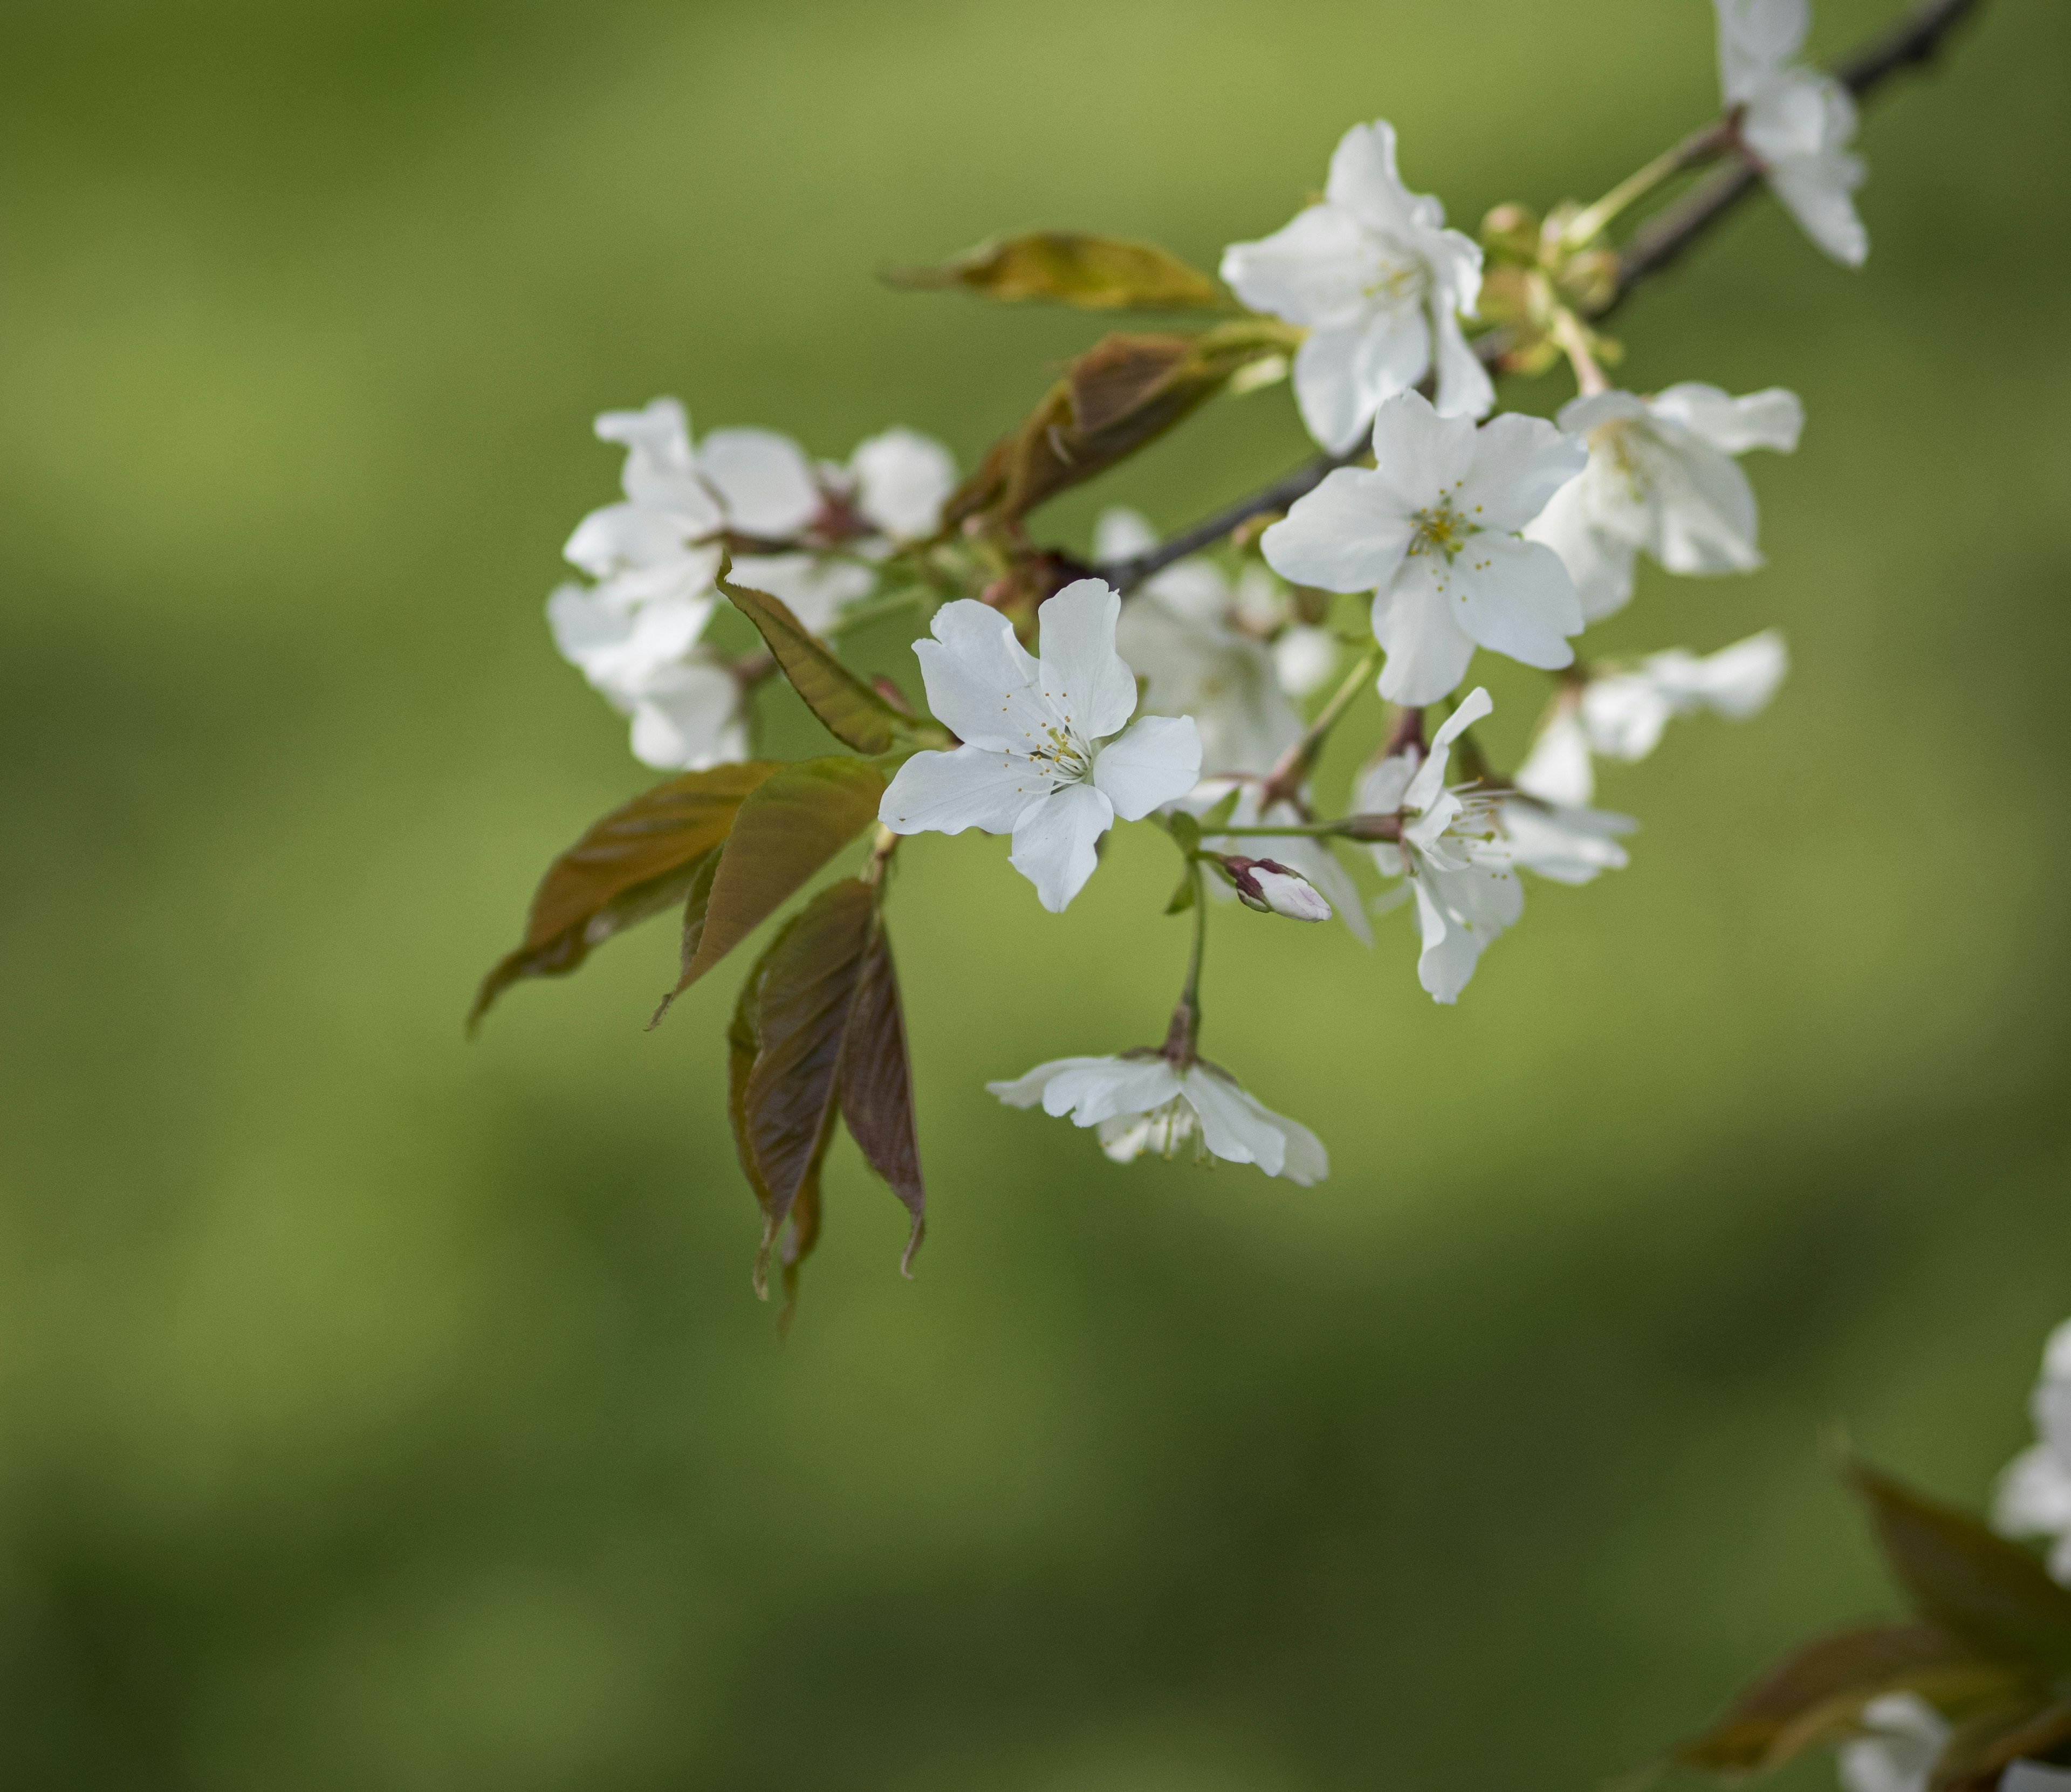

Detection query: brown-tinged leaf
xmin=886 ymin=231 xmax=1224 ymax=311
xmin=1847 ymin=1458 xmax=2071 ymax=1669
xmin=718 ymin=565 xmax=942 ymax=754
xmin=646 ymin=846 xmax=723 ymax=1030
xmin=470 ymin=760 xmax=781 ymax=1031
xmin=1672 ymin=1621 xmax=2019 ymax=1776
xmin=1932 ymin=1697 xmax=2071 ymax=1792
xmin=946 ymin=322 xmax=1293 ymax=526
xmin=836 ymin=916 xmax=924 ymax=1277
xmin=661 ymin=756 xmax=884 ymax=1006
xmin=733 ymin=881 xmax=873 ymax=1308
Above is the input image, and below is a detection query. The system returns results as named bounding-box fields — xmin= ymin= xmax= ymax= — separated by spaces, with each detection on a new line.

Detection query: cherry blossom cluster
xmin=525 ymin=0 xmax=1872 ymax=1196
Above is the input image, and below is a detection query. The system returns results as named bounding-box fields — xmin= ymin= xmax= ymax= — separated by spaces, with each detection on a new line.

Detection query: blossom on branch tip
xmin=1716 ymin=0 xmax=1869 ymax=266
xmin=1263 ymin=392 xmax=1587 ymax=705
xmin=1992 ymin=1316 xmax=2071 ymax=1584
xmin=1524 ymin=385 xmax=1803 ymax=620
xmin=988 ymin=1054 xmax=1327 ymax=1184
xmin=878 ymin=582 xmax=1202 ymax=912
xmin=1360 ymin=688 xmax=1631 ymax=1002
xmin=1220 ymin=119 xmax=1490 ymax=452
xmin=1517 ymin=631 xmax=1789 ymax=806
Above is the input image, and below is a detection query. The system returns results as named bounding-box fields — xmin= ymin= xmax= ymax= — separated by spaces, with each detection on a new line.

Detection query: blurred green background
xmin=3 ymin=0 xmax=2068 ymax=1786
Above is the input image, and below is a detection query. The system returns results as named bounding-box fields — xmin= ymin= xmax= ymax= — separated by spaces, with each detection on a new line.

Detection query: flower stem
xmin=1561 ymin=121 xmax=1733 ymax=250
xmin=1552 ymin=308 xmax=1612 ymax=397
xmin=1165 ymin=857 xmax=1209 ymax=1063
xmin=1259 ymin=644 xmax=1383 ymax=807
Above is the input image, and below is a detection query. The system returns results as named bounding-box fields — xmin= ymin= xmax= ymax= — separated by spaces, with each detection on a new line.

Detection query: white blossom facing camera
xmin=989 ymin=1054 xmax=1327 ymax=1184
xmin=1992 ymin=1316 xmax=2071 ymax=1584
xmin=1264 ymin=391 xmax=1587 ymax=706
xmin=878 ymin=582 xmax=1203 ymax=912
xmin=1517 ymin=631 xmax=1789 ymax=807
xmin=1361 ymin=689 xmax=1631 ymax=1002
xmin=1716 ymin=0 xmax=1869 ymax=266
xmin=1220 ymin=120 xmax=1491 ymax=453
xmin=1836 ymin=1694 xmax=1950 ymax=1792
xmin=1524 ymin=385 xmax=1804 ymax=620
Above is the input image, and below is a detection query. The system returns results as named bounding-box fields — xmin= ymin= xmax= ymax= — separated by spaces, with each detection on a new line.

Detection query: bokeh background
xmin=4 ymin=0 xmax=2069 ymax=1785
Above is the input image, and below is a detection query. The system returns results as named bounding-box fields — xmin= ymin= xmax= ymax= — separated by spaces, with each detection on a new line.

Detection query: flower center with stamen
xmin=1026 ymin=721 xmax=1093 ymax=784
xmin=1360 ymin=243 xmax=1429 ymax=307
xmin=1408 ymin=495 xmax=1480 ymax=564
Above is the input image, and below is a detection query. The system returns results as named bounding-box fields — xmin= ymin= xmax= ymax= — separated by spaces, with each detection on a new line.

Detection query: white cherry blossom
xmin=847 ymin=428 xmax=958 ymax=543
xmin=1525 ymin=384 xmax=1804 ymax=620
xmin=879 ymin=582 xmax=1202 ymax=912
xmin=1837 ymin=1694 xmax=1949 ymax=1792
xmin=1518 ymin=631 xmax=1789 ymax=806
xmin=1361 ymin=689 xmax=1630 ymax=1002
xmin=1717 ymin=0 xmax=1869 ymax=266
xmin=1993 ymin=1316 xmax=2071 ymax=1584
xmin=1098 ymin=509 xmax=1320 ymax=773
xmin=989 ymin=1054 xmax=1327 ymax=1184
xmin=1222 ymin=120 xmax=1491 ymax=451
xmin=1264 ymin=392 xmax=1587 ymax=705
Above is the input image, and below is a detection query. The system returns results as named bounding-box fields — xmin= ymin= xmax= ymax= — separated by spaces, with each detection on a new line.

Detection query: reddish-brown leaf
xmin=1671 ymin=1621 xmax=2017 ymax=1776
xmin=837 ymin=916 xmax=925 ymax=1276
xmin=655 ymin=756 xmax=884 ymax=1011
xmin=1846 ymin=1457 xmax=2071 ymax=1669
xmin=470 ymin=761 xmax=781 ymax=1031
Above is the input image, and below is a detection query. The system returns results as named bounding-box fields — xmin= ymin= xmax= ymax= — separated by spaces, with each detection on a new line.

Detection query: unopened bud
xmin=1222 ymin=855 xmax=1332 ymax=922
xmin=1480 ymin=202 xmax=1542 ymax=265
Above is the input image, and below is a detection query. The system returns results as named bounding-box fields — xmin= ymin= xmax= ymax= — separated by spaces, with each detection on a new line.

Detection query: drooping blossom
xmin=1517 ymin=631 xmax=1789 ymax=807
xmin=1359 ymin=689 xmax=1632 ymax=1003
xmin=989 ymin=1053 xmax=1328 ymax=1183
xmin=1264 ymin=392 xmax=1587 ymax=705
xmin=879 ymin=582 xmax=1202 ymax=912
xmin=1222 ymin=120 xmax=1491 ymax=452
xmin=1836 ymin=1694 xmax=1949 ymax=1792
xmin=1524 ymin=385 xmax=1804 ymax=620
xmin=1716 ymin=0 xmax=1869 ymax=266
xmin=1993 ymin=1316 xmax=2071 ymax=1583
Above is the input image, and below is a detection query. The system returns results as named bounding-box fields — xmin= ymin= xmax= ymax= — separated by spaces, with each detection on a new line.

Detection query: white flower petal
xmin=731 ymin=552 xmax=875 ymax=634
xmin=1524 ymin=477 xmax=1638 ymax=621
xmin=1263 ymin=466 xmax=1415 ymax=594
xmin=1041 ymin=1056 xmax=1181 ymax=1124
xmin=1219 ymin=204 xmax=1376 ymax=328
xmin=1037 ymin=579 xmax=1138 ymax=740
xmin=1458 ymin=411 xmax=1587 ymax=533
xmin=1273 ymin=625 xmax=1341 ymax=699
xmin=879 ymin=744 xmax=1044 ymax=836
xmin=547 ymin=583 xmax=713 ymax=690
xmin=1447 ymin=535 xmax=1582 ymax=670
xmin=849 ymin=428 xmax=956 ymax=540
xmin=625 ymin=653 xmax=748 ymax=770
xmin=1581 ymin=672 xmax=1677 ymax=761
xmin=987 ymin=1056 xmax=1116 ymax=1109
xmin=1837 ymin=1693 xmax=1949 ymax=1792
xmin=1403 ymin=684 xmax=1492 ymax=815
xmin=1322 ymin=119 xmax=1424 ymax=237
xmin=1651 ymin=383 xmax=1805 ymax=455
xmin=1430 ymin=304 xmax=1495 ymax=420
xmin=1498 ymin=797 xmax=1634 ymax=886
xmin=1182 ymin=1072 xmax=1328 ymax=1185
xmin=1369 ymin=389 xmax=1476 ymax=514
xmin=1766 ymin=147 xmax=1869 ymax=266
xmin=1645 ymin=438 xmax=1764 ymax=575
xmin=1515 ymin=709 xmax=1596 ymax=807
xmin=1995 ymin=1444 xmax=2071 ymax=1538
xmin=1092 ymin=714 xmax=1203 ymax=821
xmin=1292 ymin=322 xmax=1387 ymax=456
xmin=1009 ymin=781 xmax=1116 ymax=911
xmin=1093 ymin=506 xmax=1160 ymax=563
xmin=1371 ymin=580 xmax=1475 ymax=705
xmin=698 ymin=427 xmax=821 ymax=535
xmin=911 ymin=599 xmax=1050 ymax=750
xmin=1716 ymin=0 xmax=1810 ymax=104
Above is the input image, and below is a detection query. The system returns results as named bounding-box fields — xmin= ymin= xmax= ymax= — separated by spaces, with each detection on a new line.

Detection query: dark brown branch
xmin=1096 ymin=0 xmax=1986 ymax=594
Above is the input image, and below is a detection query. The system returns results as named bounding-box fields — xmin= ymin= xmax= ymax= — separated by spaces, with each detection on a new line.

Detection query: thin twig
xmin=1095 ymin=0 xmax=1986 ymax=595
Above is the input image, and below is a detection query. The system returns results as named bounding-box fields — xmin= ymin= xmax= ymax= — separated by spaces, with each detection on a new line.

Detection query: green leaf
xmin=1164 ymin=809 xmax=1202 ymax=854
xmin=886 ymin=231 xmax=1224 ymax=311
xmin=470 ymin=761 xmax=781 ymax=1031
xmin=1163 ymin=870 xmax=1196 ymax=915
xmin=718 ymin=564 xmax=944 ymax=754
xmin=726 ymin=880 xmax=926 ymax=1323
xmin=645 ymin=845 xmax=723 ymax=1030
xmin=947 ymin=322 xmax=1295 ymax=526
xmin=1846 ymin=1457 xmax=2071 ymax=1669
xmin=1670 ymin=1621 xmax=2019 ymax=1777
xmin=656 ymin=756 xmax=886 ymax=1010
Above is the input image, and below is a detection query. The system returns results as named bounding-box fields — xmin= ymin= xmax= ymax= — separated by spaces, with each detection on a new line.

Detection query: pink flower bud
xmin=1222 ymin=855 xmax=1332 ymax=923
